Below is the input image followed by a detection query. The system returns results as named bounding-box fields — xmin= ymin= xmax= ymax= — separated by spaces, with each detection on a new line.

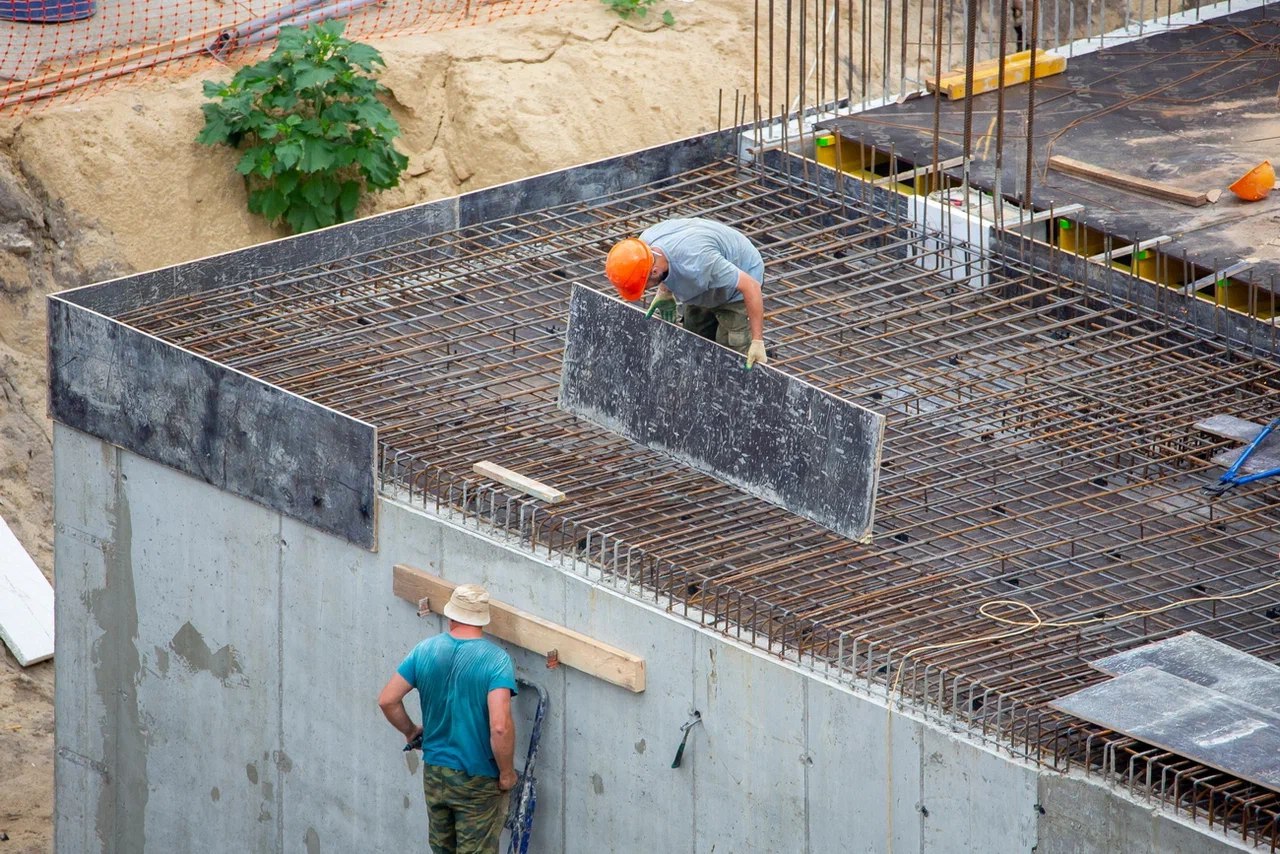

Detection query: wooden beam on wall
xmin=393 ymin=564 xmax=646 ymax=693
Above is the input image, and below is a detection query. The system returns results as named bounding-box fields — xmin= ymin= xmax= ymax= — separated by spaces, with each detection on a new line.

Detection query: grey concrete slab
xmin=116 ymin=451 xmax=285 ymax=853
xmin=278 ymin=510 xmax=430 ymax=853
xmin=53 ymin=523 xmax=113 ymax=854
xmin=919 ymin=726 xmax=1038 ymax=852
xmin=1036 ymin=772 xmax=1252 ymax=854
xmin=693 ymin=637 xmax=807 ymax=854
xmin=1052 ymin=666 xmax=1280 ymax=790
xmin=48 ymin=298 xmax=377 ymax=548
xmin=561 ymin=583 xmax=696 ymax=854
xmin=560 ymin=285 xmax=886 ymax=543
xmin=1094 ymin=631 xmax=1280 ymax=713
xmin=806 ymin=679 xmax=924 ymax=854
xmin=52 ymin=423 xmax=120 ymax=542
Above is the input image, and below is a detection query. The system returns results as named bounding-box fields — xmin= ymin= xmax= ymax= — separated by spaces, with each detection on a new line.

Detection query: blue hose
xmin=506 ymin=678 xmax=548 ymax=854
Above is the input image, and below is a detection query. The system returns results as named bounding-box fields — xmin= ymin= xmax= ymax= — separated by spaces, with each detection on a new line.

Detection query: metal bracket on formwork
xmin=545 ymin=649 xmax=559 ymax=670
xmin=999 ymin=203 xmax=1086 ymax=234
xmin=1179 ymin=259 xmax=1255 ymax=296
xmin=417 ymin=597 xmax=431 ymax=618
xmin=1087 ymin=235 xmax=1171 ymax=264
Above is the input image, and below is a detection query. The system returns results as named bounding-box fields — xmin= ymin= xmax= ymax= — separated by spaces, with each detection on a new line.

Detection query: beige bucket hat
xmin=444 ymin=584 xmax=492 ymax=627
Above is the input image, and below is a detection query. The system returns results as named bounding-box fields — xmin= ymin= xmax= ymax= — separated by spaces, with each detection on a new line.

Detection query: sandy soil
xmin=0 ymin=0 xmax=883 ymax=848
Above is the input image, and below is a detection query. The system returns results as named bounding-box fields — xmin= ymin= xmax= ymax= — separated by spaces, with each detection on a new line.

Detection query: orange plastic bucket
xmin=1228 ymin=160 xmax=1275 ymax=202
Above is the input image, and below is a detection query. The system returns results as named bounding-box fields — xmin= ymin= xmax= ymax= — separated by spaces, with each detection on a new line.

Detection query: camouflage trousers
xmin=422 ymin=764 xmax=507 ymax=854
xmin=682 ymin=300 xmax=752 ymax=355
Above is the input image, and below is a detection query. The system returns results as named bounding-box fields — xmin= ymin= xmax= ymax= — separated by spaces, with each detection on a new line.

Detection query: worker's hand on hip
xmin=745 ymin=339 xmax=768 ymax=369
xmin=498 ymin=769 xmax=519 ymax=791
xmin=645 ymin=293 xmax=677 ymax=322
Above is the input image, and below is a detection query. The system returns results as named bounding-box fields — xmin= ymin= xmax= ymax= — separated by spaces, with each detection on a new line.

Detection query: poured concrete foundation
xmin=53 ymin=423 xmax=1251 ymax=853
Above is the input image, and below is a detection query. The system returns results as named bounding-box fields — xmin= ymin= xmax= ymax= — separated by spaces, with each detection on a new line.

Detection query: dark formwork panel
xmin=559 ymin=286 xmax=885 ymax=543
xmin=48 ymin=299 xmax=378 ymax=548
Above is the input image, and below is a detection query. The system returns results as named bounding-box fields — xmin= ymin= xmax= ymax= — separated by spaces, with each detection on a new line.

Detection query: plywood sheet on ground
xmin=1093 ymin=632 xmax=1280 ymax=713
xmin=1052 ymin=666 xmax=1280 ymax=791
xmin=558 ymin=285 xmax=885 ymax=543
xmin=0 ymin=514 xmax=53 ymax=666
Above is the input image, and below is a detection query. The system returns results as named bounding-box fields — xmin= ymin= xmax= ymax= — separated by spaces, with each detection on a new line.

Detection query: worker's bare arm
xmin=487 ymin=687 xmax=518 ymax=791
xmin=735 ymin=271 xmax=765 ymax=340
xmin=378 ymin=673 xmax=422 ymax=742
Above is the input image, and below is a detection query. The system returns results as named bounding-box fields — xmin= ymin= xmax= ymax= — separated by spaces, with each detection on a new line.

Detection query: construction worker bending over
xmin=379 ymin=584 xmax=518 ymax=854
xmin=605 ymin=217 xmax=769 ymax=368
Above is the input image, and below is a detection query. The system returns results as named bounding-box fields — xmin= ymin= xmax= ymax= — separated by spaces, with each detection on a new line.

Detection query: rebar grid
xmin=119 ymin=158 xmax=1280 ymax=840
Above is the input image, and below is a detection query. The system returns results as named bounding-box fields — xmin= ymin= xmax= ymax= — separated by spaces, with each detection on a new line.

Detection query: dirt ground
xmin=0 ymin=0 xmax=882 ymax=848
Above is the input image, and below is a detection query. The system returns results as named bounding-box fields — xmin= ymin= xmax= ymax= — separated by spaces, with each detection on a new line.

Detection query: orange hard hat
xmin=604 ymin=238 xmax=653 ymax=301
xmin=1228 ymin=160 xmax=1275 ymax=202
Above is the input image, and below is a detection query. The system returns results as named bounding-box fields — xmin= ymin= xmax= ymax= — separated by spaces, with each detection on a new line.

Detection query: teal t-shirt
xmin=397 ymin=634 xmax=517 ymax=778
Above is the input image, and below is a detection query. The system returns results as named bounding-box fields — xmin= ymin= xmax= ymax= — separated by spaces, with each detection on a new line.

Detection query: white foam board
xmin=0 ymin=514 xmax=54 ymax=666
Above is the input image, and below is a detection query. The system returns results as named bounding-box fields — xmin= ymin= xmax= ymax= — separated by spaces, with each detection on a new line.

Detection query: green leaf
xmin=235 ymin=149 xmax=260 ymax=176
xmin=293 ymin=60 xmax=337 ymax=90
xmin=337 ymin=180 xmax=361 ymax=221
xmin=299 ymin=139 xmax=337 ymax=173
xmin=259 ymin=186 xmax=290 ymax=221
xmin=662 ymin=9 xmax=675 ymax=25
xmin=276 ymin=26 xmax=308 ymax=53
xmin=343 ymin=42 xmax=383 ymax=71
xmin=196 ymin=107 xmax=232 ymax=146
xmin=273 ymin=138 xmax=306 ymax=170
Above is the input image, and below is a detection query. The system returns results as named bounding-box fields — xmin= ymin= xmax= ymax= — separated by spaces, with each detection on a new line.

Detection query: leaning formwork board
xmin=558 ymin=285 xmax=885 ymax=543
xmin=0 ymin=514 xmax=53 ymax=666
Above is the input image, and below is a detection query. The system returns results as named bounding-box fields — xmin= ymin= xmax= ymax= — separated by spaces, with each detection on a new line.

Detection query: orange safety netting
xmin=0 ymin=0 xmax=572 ymax=113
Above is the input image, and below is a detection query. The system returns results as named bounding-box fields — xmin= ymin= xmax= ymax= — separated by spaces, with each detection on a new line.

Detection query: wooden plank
xmin=1093 ymin=632 xmax=1280 ymax=713
xmin=1048 ymin=155 xmax=1210 ymax=207
xmin=472 ymin=461 xmax=565 ymax=504
xmin=927 ymin=50 xmax=1067 ymax=99
xmin=0 ymin=515 xmax=54 ymax=666
xmin=393 ymin=564 xmax=645 ymax=693
xmin=1195 ymin=415 xmax=1280 ymax=475
xmin=1052 ymin=667 xmax=1280 ymax=790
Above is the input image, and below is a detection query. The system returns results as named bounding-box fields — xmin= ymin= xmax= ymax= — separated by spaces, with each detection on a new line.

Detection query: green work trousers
xmin=423 ymin=764 xmax=507 ymax=854
xmin=682 ymin=300 xmax=752 ymax=355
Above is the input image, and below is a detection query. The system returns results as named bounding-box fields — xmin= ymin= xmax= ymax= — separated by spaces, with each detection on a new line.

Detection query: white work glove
xmin=745 ymin=339 xmax=768 ymax=369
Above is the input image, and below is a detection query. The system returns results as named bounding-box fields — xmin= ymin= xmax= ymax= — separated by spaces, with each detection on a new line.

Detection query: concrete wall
xmin=53 ymin=424 xmax=1252 ymax=853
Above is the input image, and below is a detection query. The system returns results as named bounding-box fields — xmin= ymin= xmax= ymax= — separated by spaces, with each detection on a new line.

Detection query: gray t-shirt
xmin=640 ymin=218 xmax=764 ymax=308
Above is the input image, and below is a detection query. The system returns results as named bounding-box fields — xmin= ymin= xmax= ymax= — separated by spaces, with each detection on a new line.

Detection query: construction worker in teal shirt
xmin=605 ymin=217 xmax=769 ymax=368
xmin=379 ymin=584 xmax=518 ymax=854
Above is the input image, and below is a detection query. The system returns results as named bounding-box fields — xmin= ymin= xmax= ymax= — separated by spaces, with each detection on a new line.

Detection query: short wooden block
xmin=472 ymin=460 xmax=565 ymax=504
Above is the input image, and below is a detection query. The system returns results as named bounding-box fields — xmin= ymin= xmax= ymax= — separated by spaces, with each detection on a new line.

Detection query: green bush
xmin=602 ymin=0 xmax=675 ymax=25
xmin=197 ymin=20 xmax=409 ymax=233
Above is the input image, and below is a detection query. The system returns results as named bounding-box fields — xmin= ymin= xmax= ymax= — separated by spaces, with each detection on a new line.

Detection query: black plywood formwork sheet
xmin=48 ymin=299 xmax=378 ymax=549
xmin=1093 ymin=631 xmax=1280 ymax=714
xmin=1052 ymin=666 xmax=1280 ymax=792
xmin=558 ymin=285 xmax=886 ymax=543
